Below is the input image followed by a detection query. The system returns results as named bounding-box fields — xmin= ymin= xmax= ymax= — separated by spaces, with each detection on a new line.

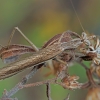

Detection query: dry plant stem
xmin=77 ymin=61 xmax=98 ymax=87
xmin=1 ymin=66 xmax=38 ymax=98
xmin=46 ymin=83 xmax=52 ymax=100
xmin=64 ymin=93 xmax=70 ymax=100
xmin=80 ymin=82 xmax=91 ymax=89
xmin=86 ymin=69 xmax=100 ymax=87
xmin=23 ymin=78 xmax=57 ymax=88
xmin=76 ymin=60 xmax=88 ymax=70
xmin=86 ymin=69 xmax=95 ymax=87
xmin=23 ymin=77 xmax=91 ymax=89
xmin=0 ymin=97 xmax=18 ymax=100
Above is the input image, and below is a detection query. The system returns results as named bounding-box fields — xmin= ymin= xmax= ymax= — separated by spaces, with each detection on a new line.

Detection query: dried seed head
xmin=61 ymin=75 xmax=81 ymax=90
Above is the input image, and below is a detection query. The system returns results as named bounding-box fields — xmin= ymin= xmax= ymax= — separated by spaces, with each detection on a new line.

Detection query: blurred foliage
xmin=0 ymin=0 xmax=100 ymax=100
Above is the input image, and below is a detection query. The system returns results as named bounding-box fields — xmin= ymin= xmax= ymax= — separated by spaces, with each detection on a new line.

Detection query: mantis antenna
xmin=70 ymin=0 xmax=86 ymax=33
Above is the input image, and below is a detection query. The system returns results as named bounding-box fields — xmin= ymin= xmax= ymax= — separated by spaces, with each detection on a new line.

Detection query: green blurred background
xmin=0 ymin=0 xmax=100 ymax=100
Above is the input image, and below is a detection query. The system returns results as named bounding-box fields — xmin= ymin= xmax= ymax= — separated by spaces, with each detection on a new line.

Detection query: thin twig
xmin=80 ymin=82 xmax=91 ymax=89
xmin=23 ymin=78 xmax=57 ymax=88
xmin=0 ymin=97 xmax=18 ymax=100
xmin=86 ymin=69 xmax=100 ymax=87
xmin=46 ymin=83 xmax=52 ymax=100
xmin=76 ymin=61 xmax=100 ymax=87
xmin=64 ymin=93 xmax=70 ymax=100
xmin=76 ymin=60 xmax=88 ymax=70
xmin=1 ymin=66 xmax=39 ymax=98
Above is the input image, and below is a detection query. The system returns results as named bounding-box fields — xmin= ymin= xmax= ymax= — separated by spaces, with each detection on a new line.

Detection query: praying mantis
xmin=0 ymin=27 xmax=83 ymax=80
xmin=0 ymin=1 xmax=100 ymax=100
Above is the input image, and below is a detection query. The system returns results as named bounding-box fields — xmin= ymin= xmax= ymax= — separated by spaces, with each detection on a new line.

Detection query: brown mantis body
xmin=0 ymin=1 xmax=97 ymax=82
xmin=0 ymin=30 xmax=82 ymax=80
xmin=0 ymin=43 xmax=64 ymax=80
xmin=0 ymin=30 xmax=80 ymax=64
xmin=0 ymin=44 xmax=35 ymax=63
xmin=1 ymin=1 xmax=100 ymax=100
